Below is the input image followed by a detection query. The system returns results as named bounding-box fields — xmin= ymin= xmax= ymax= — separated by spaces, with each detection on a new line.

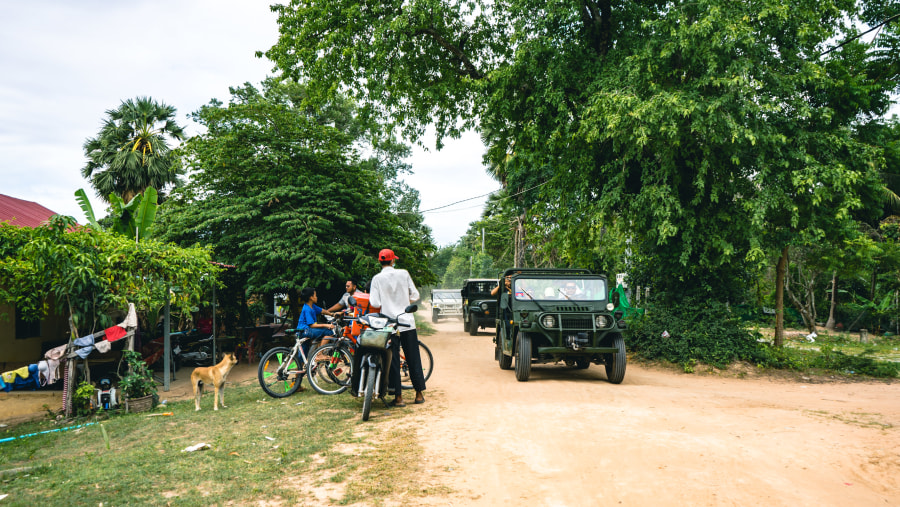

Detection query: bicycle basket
xmin=358 ymin=329 xmax=391 ymax=348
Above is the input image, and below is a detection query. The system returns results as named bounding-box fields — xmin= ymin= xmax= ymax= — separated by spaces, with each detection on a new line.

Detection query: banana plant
xmin=75 ymin=187 xmax=158 ymax=241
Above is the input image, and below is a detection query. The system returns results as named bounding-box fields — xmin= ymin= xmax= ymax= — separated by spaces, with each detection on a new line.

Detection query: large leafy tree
xmin=82 ymin=97 xmax=187 ymax=204
xmin=0 ymin=215 xmax=216 ymax=337
xmin=264 ymin=1 xmax=899 ymax=316
xmin=156 ymin=79 xmax=436 ymax=316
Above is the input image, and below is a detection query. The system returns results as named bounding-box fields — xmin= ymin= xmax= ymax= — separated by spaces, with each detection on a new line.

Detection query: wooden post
xmin=163 ymin=292 xmax=171 ymax=392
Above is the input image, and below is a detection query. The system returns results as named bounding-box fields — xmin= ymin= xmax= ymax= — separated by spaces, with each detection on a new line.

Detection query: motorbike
xmin=350 ymin=304 xmax=417 ymax=421
xmin=172 ymin=331 xmax=215 ymax=369
xmin=141 ymin=329 xmax=214 ymax=375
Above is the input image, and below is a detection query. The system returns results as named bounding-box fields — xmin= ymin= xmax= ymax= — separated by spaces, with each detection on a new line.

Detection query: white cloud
xmin=0 ymin=0 xmax=491 ymax=247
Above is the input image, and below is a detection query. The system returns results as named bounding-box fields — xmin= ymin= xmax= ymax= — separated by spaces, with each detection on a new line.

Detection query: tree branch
xmin=581 ymin=0 xmax=612 ymax=55
xmin=416 ymin=27 xmax=484 ymax=80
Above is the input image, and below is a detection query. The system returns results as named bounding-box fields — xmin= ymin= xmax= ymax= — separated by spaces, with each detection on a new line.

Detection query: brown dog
xmin=192 ymin=352 xmax=238 ymax=411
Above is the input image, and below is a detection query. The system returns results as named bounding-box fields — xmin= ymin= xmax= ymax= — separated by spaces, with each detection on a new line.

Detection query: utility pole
xmin=482 ymin=227 xmax=485 ymax=254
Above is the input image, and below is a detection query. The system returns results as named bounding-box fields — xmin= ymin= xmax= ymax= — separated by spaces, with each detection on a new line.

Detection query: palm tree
xmin=82 ymin=97 xmax=187 ymax=203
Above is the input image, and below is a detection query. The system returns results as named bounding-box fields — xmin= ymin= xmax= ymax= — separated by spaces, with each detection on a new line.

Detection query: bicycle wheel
xmin=361 ymin=363 xmax=377 ymax=421
xmin=258 ymin=347 xmax=304 ymax=398
xmin=307 ymin=343 xmax=352 ymax=395
xmin=400 ymin=341 xmax=434 ymax=390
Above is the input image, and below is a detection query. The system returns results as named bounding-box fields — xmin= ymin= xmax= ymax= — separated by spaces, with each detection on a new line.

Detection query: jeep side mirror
xmin=404 ymin=304 xmax=418 ymax=314
xmin=347 ymin=296 xmax=357 ymax=307
xmin=460 ymin=288 xmax=467 ymax=297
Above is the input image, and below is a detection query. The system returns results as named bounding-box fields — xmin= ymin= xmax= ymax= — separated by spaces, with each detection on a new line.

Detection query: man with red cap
xmin=369 ymin=248 xmax=426 ymax=406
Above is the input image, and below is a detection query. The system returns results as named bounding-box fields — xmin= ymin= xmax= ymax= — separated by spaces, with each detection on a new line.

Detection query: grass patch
xmin=0 ymin=380 xmax=434 ymax=505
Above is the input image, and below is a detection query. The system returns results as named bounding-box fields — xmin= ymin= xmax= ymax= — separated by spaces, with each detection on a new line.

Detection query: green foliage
xmin=264 ymin=0 xmax=900 ymax=308
xmin=75 ymin=187 xmax=159 ymax=241
xmin=439 ymin=247 xmax=495 ymax=288
xmin=118 ymin=350 xmax=157 ymax=399
xmin=156 ymin=79 xmax=436 ymax=301
xmin=82 ymin=96 xmax=187 ymax=204
xmin=72 ymin=382 xmax=96 ymax=417
xmin=627 ymin=298 xmax=766 ymax=368
xmin=0 ymin=215 xmax=217 ymax=336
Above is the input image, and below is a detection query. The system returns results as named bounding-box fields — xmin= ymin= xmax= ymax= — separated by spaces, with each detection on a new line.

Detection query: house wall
xmin=0 ymin=303 xmax=69 ymax=371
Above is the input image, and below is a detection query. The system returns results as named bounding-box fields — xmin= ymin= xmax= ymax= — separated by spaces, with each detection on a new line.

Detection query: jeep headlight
xmin=607 ymin=303 xmax=615 ymax=311
xmin=480 ymin=302 xmax=489 ymax=311
xmin=541 ymin=315 xmax=557 ymax=328
xmin=595 ymin=315 xmax=608 ymax=328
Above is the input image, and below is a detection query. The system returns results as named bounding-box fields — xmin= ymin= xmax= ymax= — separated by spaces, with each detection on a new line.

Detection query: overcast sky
xmin=0 ymin=0 xmax=498 ymax=247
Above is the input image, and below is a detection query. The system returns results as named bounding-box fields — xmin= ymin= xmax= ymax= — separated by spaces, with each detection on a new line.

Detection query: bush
xmin=627 ymin=298 xmax=766 ymax=369
xmin=72 ymin=381 xmax=96 ymax=417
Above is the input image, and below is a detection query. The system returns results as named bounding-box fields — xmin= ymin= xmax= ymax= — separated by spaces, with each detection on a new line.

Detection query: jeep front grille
xmin=561 ymin=316 xmax=593 ymax=328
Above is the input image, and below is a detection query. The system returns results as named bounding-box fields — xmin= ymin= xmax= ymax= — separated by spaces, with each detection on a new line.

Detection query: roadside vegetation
xmin=626 ymin=299 xmax=900 ymax=378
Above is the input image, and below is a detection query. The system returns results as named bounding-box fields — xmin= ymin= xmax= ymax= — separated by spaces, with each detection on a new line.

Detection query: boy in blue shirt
xmin=296 ymin=287 xmax=337 ymax=355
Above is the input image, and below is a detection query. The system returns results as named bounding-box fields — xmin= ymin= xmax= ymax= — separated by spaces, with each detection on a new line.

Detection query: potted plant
xmin=119 ymin=350 xmax=157 ymax=412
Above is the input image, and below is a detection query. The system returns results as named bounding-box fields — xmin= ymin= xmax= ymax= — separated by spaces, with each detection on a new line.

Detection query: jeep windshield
xmin=432 ymin=291 xmax=461 ymax=302
xmin=513 ymin=278 xmax=607 ymax=302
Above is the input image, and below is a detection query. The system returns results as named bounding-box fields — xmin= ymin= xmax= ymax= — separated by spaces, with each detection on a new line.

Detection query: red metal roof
xmin=0 ymin=193 xmax=60 ymax=228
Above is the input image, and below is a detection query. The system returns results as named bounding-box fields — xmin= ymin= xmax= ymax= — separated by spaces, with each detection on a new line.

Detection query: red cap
xmin=378 ymin=249 xmax=398 ymax=261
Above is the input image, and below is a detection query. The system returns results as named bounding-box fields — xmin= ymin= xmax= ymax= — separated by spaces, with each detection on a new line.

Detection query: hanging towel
xmin=37 ymin=360 xmax=49 ymax=386
xmin=73 ymin=335 xmax=95 ymax=347
xmin=118 ymin=303 xmax=137 ymax=329
xmin=74 ymin=346 xmax=94 ymax=359
xmin=44 ymin=358 xmax=60 ymax=384
xmin=104 ymin=325 xmax=128 ymax=342
xmin=45 ymin=344 xmax=67 ymax=361
xmin=94 ymin=339 xmax=111 ymax=353
xmin=2 ymin=365 xmax=32 ymax=384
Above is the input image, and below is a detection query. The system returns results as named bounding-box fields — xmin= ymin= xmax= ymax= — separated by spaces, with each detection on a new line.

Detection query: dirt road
xmin=415 ymin=319 xmax=900 ymax=506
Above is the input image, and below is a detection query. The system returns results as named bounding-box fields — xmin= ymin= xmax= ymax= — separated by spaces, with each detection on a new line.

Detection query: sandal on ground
xmin=391 ymin=399 xmax=407 ymax=407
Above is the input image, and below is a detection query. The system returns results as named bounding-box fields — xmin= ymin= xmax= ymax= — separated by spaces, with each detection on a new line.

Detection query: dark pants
xmin=389 ymin=329 xmax=427 ymax=393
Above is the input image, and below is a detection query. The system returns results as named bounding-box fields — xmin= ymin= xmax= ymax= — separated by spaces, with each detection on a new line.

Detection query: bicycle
xmin=352 ymin=304 xmax=417 ymax=421
xmin=305 ymin=312 xmax=356 ymax=395
xmin=258 ymin=315 xmax=347 ymax=398
xmin=399 ymin=341 xmax=433 ymax=390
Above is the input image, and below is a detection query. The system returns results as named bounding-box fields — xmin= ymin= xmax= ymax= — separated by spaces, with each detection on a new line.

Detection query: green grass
xmin=784 ymin=331 xmax=900 ymax=362
xmin=0 ymin=380 xmax=436 ymax=506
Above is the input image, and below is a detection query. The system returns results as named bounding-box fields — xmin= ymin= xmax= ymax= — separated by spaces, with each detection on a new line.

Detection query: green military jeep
xmin=493 ymin=268 xmax=626 ymax=383
xmin=461 ymin=278 xmax=499 ymax=336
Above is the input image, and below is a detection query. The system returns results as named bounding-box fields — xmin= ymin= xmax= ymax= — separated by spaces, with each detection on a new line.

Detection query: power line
xmin=418 ymin=179 xmax=552 ymax=214
xmin=816 ymin=13 xmax=900 ymax=57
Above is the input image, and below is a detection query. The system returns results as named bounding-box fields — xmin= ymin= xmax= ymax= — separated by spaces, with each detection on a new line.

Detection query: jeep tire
xmin=432 ymin=310 xmax=440 ymax=324
xmin=604 ymin=333 xmax=626 ymax=384
xmin=468 ymin=317 xmax=479 ymax=336
xmin=515 ymin=331 xmax=531 ymax=381
xmin=498 ymin=332 xmax=513 ymax=370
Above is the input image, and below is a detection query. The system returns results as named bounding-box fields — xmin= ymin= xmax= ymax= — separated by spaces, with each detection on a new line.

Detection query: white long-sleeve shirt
xmin=369 ymin=265 xmax=419 ymax=329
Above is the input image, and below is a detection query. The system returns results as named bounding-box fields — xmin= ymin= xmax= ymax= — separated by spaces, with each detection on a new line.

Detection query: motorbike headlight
xmin=541 ymin=315 xmax=557 ymax=328
xmin=595 ymin=315 xmax=608 ymax=328
xmin=480 ymin=302 xmax=489 ymax=311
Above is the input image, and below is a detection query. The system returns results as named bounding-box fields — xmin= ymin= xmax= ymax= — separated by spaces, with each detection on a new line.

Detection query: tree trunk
xmin=825 ymin=270 xmax=837 ymax=331
xmin=514 ymin=211 xmax=526 ymax=268
xmin=774 ymin=246 xmax=788 ymax=347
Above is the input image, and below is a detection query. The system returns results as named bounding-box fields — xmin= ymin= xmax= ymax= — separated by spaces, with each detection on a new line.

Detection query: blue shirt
xmin=297 ymin=303 xmax=323 ymax=332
